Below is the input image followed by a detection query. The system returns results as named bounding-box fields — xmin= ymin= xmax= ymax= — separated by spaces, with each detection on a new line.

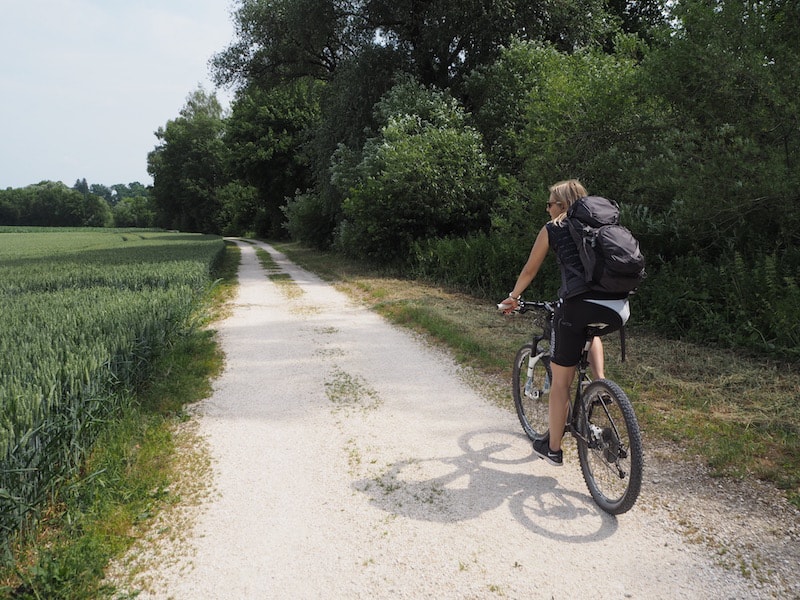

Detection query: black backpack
xmin=566 ymin=196 xmax=646 ymax=295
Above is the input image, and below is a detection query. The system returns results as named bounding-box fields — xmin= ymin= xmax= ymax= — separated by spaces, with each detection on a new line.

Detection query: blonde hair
xmin=548 ymin=179 xmax=587 ymax=225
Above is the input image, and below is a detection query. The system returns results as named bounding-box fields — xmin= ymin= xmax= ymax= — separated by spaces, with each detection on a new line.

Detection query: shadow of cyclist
xmin=352 ymin=428 xmax=618 ymax=543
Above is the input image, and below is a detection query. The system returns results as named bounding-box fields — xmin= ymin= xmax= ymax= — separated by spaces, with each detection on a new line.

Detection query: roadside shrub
xmin=282 ymin=190 xmax=338 ymax=249
xmin=412 ymin=232 xmax=560 ymax=300
xmin=635 ymin=252 xmax=800 ymax=358
xmin=333 ymin=79 xmax=493 ymax=266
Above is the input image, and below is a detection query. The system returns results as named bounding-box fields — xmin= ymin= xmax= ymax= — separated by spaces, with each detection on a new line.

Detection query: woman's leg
xmin=588 ymin=337 xmax=604 ymax=379
xmin=548 ymin=362 xmax=576 ymax=451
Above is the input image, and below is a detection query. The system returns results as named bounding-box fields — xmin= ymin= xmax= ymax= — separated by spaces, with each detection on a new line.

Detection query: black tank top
xmin=546 ymin=221 xmax=589 ymax=299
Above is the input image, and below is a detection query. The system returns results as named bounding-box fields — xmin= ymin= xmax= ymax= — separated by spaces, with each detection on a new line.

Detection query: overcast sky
xmin=0 ymin=0 xmax=236 ymax=190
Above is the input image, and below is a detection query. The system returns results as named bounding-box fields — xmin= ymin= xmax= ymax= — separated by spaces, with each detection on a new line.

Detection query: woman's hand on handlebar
xmin=497 ymin=296 xmax=519 ymax=315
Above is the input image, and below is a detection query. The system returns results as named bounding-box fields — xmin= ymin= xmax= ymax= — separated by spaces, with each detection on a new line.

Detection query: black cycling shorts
xmin=550 ymin=297 xmax=626 ymax=367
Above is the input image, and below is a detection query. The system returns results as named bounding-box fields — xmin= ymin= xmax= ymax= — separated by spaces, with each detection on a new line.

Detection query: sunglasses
xmin=546 ymin=201 xmax=561 ymax=208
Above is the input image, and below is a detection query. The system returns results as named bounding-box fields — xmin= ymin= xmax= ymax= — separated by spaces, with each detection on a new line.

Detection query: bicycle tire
xmin=575 ymin=379 xmax=643 ymax=515
xmin=512 ymin=344 xmax=551 ymax=441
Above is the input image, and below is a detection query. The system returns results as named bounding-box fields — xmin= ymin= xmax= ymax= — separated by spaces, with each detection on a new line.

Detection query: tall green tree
xmin=636 ymin=0 xmax=800 ymax=259
xmin=224 ymin=79 xmax=322 ymax=237
xmin=212 ymin=0 xmax=369 ymax=87
xmin=365 ymin=0 xmax=614 ymax=90
xmin=333 ymin=78 xmax=492 ymax=265
xmin=148 ymin=88 xmax=228 ymax=233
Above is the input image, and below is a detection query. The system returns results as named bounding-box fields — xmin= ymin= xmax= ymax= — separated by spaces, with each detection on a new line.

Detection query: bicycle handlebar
xmin=498 ymin=298 xmax=555 ymax=315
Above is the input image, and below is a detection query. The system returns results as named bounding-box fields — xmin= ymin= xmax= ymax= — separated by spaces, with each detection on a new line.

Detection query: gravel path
xmin=110 ymin=239 xmax=800 ymax=599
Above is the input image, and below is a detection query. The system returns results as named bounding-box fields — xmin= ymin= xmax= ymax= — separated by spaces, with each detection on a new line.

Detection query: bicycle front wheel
xmin=576 ymin=379 xmax=643 ymax=515
xmin=512 ymin=344 xmax=551 ymax=440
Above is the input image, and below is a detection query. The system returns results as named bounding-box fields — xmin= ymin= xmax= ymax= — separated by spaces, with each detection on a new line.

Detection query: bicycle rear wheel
xmin=512 ymin=344 xmax=551 ymax=440
xmin=576 ymin=379 xmax=643 ymax=515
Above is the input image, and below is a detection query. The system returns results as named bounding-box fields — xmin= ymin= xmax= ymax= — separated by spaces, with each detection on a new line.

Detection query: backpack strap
xmin=564 ymin=217 xmax=592 ymax=280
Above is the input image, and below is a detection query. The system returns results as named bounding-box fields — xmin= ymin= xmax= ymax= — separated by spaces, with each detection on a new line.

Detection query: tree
xmin=0 ymin=182 xmax=114 ymax=227
xmin=216 ymin=182 xmax=260 ymax=235
xmin=465 ymin=40 xmax=656 ymax=243
xmin=82 ymin=193 xmax=114 ymax=227
xmin=112 ymin=195 xmax=155 ymax=228
xmin=0 ymin=189 xmax=21 ymax=225
xmin=295 ymin=45 xmax=405 ymax=247
xmin=211 ymin=0 xmax=369 ymax=88
xmin=334 ymin=78 xmax=492 ymax=264
xmin=224 ymin=79 xmax=322 ymax=237
xmin=147 ymin=88 xmax=228 ymax=233
xmin=635 ymin=0 xmax=800 ymax=259
xmin=365 ymin=0 xmax=614 ymax=90
xmin=213 ymin=0 xmax=626 ymax=94
xmin=72 ymin=178 xmax=89 ymax=196
xmin=111 ymin=182 xmax=150 ymax=201
xmin=210 ymin=0 xmax=643 ymax=247
xmin=603 ymin=0 xmax=668 ymax=49
xmin=89 ymin=183 xmax=114 ymax=204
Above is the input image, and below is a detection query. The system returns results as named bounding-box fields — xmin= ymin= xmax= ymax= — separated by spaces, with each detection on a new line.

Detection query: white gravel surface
xmin=110 ymin=239 xmax=800 ymax=599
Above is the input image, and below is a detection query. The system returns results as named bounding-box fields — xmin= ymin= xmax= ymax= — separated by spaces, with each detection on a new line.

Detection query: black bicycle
xmin=511 ymin=299 xmax=643 ymax=514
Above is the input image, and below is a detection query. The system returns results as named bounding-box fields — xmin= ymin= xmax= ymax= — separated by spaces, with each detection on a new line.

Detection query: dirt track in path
xmin=108 ymin=239 xmax=800 ymax=599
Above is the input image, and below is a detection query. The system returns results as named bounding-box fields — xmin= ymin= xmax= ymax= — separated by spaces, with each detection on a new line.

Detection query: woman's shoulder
xmin=545 ymin=218 xmax=569 ymax=230
xmin=545 ymin=220 xmax=568 ymax=240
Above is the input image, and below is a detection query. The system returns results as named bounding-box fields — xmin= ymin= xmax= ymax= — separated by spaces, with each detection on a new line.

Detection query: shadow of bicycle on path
xmin=352 ymin=428 xmax=618 ymax=543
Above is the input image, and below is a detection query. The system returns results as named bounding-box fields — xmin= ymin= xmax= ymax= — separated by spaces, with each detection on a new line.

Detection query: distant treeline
xmin=0 ymin=180 xmax=155 ymax=228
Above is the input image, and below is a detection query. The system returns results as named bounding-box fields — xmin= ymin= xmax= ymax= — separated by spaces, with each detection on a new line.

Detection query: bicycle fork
xmin=524 ymin=351 xmax=550 ymax=400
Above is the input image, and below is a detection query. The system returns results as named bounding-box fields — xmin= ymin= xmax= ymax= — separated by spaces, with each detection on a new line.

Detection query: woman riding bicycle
xmin=499 ymin=179 xmax=630 ymax=466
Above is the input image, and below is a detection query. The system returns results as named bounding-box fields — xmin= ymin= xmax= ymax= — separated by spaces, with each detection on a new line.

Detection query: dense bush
xmin=332 ymin=80 xmax=493 ymax=266
xmin=282 ymin=190 xmax=339 ymax=248
xmin=411 ymin=232 xmax=560 ymax=300
xmin=635 ymin=252 xmax=800 ymax=358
